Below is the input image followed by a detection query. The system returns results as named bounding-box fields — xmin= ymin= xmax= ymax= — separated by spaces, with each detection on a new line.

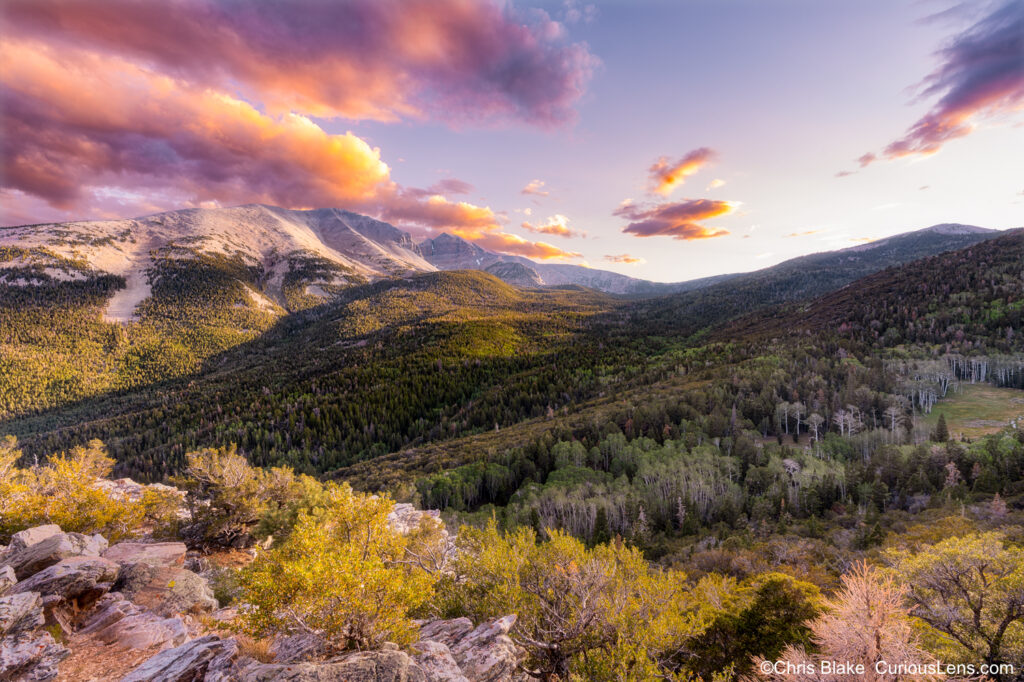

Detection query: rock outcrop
xmin=103 ymin=541 xmax=188 ymax=569
xmin=237 ymin=649 xmax=428 ymax=681
xmin=121 ymin=634 xmax=238 ymax=682
xmin=0 ymin=510 xmax=527 ymax=682
xmin=114 ymin=563 xmax=218 ymax=616
xmin=1 ymin=531 xmax=108 ymax=580
xmin=78 ymin=592 xmax=188 ymax=651
xmin=0 ymin=591 xmax=70 ymax=681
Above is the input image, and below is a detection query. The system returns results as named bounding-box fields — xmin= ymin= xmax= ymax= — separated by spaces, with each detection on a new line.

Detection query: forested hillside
xmin=3 ymin=228 xmax=1024 ymax=680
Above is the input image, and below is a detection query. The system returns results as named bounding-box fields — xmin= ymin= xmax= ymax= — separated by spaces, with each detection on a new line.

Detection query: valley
xmin=2 ymin=207 xmax=1023 ymax=681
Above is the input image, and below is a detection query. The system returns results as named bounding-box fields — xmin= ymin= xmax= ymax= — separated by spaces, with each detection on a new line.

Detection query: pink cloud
xmin=521 ymin=179 xmax=550 ymax=197
xmin=4 ymin=0 xmax=597 ymax=127
xmin=862 ymin=1 xmax=1024 ymax=164
xmin=615 ymin=198 xmax=735 ymax=240
xmin=521 ymin=214 xmax=585 ymax=238
xmin=648 ymin=148 xmax=716 ymax=195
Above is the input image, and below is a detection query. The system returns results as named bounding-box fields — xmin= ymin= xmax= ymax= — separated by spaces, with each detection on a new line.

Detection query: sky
xmin=1 ymin=0 xmax=1022 ymax=282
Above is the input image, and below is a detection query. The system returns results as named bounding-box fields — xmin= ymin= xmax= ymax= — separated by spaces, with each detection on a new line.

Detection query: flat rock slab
xmin=238 ymin=650 xmax=427 ymax=682
xmin=103 ymin=543 xmax=187 ymax=569
xmin=0 ymin=631 xmax=69 ymax=681
xmin=1 ymin=532 xmax=108 ymax=580
xmin=121 ymin=634 xmax=237 ymax=682
xmin=11 ymin=556 xmax=119 ymax=603
xmin=0 ymin=592 xmax=44 ymax=637
xmin=7 ymin=525 xmax=62 ymax=553
xmin=114 ymin=564 xmax=217 ymax=617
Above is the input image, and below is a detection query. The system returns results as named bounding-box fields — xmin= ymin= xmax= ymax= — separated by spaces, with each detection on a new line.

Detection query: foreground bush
xmin=237 ymin=483 xmax=434 ymax=651
xmin=442 ymin=520 xmax=717 ymax=681
xmin=0 ymin=436 xmax=170 ymax=542
xmin=176 ymin=445 xmax=327 ymax=548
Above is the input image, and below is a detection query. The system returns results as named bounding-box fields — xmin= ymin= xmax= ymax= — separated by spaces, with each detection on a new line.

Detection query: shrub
xmin=0 ymin=436 xmax=160 ymax=542
xmin=176 ymin=445 xmax=327 ymax=548
xmin=236 ymin=483 xmax=434 ymax=652
xmin=443 ymin=520 xmax=716 ymax=680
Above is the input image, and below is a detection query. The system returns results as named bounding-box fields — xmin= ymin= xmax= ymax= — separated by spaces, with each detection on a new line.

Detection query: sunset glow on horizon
xmin=1 ymin=0 xmax=1021 ymax=281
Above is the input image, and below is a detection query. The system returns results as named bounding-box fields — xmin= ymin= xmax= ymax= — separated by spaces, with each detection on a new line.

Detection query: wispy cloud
xmin=785 ymin=230 xmax=823 ymax=237
xmin=521 ymin=179 xmax=550 ymax=197
xmin=603 ymin=253 xmax=645 ymax=264
xmin=861 ymin=1 xmax=1024 ymax=164
xmin=615 ymin=198 xmax=736 ymax=240
xmin=425 ymin=178 xmax=474 ymax=197
xmin=648 ymin=148 xmax=716 ymax=196
xmin=521 ymin=214 xmax=585 ymax=238
xmin=706 ymin=178 xmax=726 ymax=190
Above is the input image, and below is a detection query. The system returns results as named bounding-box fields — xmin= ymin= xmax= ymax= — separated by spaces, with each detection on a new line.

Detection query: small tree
xmin=237 ymin=483 xmax=433 ymax=651
xmin=752 ymin=562 xmax=936 ymax=681
xmin=932 ymin=414 xmax=949 ymax=442
xmin=887 ymin=532 xmax=1024 ymax=675
xmin=447 ymin=522 xmax=713 ymax=680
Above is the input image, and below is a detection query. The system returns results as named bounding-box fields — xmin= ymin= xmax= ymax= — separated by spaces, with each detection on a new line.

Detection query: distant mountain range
xmin=0 ymin=203 xmax=1004 ymax=324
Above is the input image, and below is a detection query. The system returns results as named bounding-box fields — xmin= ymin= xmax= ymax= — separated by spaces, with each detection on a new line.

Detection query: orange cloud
xmin=381 ymin=193 xmax=581 ymax=260
xmin=785 ymin=230 xmax=822 ymax=237
xmin=0 ymin=39 xmax=392 ymax=218
xmin=706 ymin=178 xmax=726 ymax=190
xmin=603 ymin=254 xmax=645 ymax=265
xmin=615 ymin=198 xmax=735 ymax=240
xmin=468 ymin=232 xmax=582 ymax=260
xmin=521 ymin=179 xmax=550 ymax=197
xmin=521 ymin=214 xmax=585 ymax=238
xmin=649 ymin=148 xmax=716 ymax=195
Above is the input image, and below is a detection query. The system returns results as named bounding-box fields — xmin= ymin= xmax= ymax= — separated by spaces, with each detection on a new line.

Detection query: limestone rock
xmin=121 ymin=634 xmax=237 ymax=682
xmin=103 ymin=542 xmax=187 ymax=569
xmin=0 ymin=565 xmax=15 ymax=595
xmin=0 ymin=592 xmax=44 ymax=636
xmin=79 ymin=593 xmax=187 ymax=651
xmin=1 ymin=531 xmax=108 ymax=580
xmin=10 ymin=556 xmax=119 ymax=603
xmin=0 ymin=631 xmax=69 ymax=681
xmin=238 ymin=650 xmax=427 ymax=681
xmin=412 ymin=640 xmax=469 ymax=682
xmin=114 ymin=563 xmax=217 ymax=616
xmin=449 ymin=615 xmax=523 ymax=682
xmin=417 ymin=618 xmax=474 ymax=648
xmin=7 ymin=525 xmax=62 ymax=553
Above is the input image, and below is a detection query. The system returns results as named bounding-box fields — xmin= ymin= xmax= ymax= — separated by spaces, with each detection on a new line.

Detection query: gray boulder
xmin=79 ymin=593 xmax=187 ymax=651
xmin=0 ymin=631 xmax=69 ymax=681
xmin=121 ymin=634 xmax=237 ymax=682
xmin=10 ymin=555 xmax=119 ymax=603
xmin=0 ymin=592 xmax=44 ymax=637
xmin=417 ymin=618 xmax=474 ymax=648
xmin=103 ymin=542 xmax=187 ymax=569
xmin=449 ymin=615 xmax=523 ymax=682
xmin=0 ymin=565 xmax=15 ymax=595
xmin=1 ymin=531 xmax=108 ymax=580
xmin=7 ymin=525 xmax=62 ymax=553
xmin=238 ymin=650 xmax=427 ymax=681
xmin=412 ymin=640 xmax=469 ymax=682
xmin=114 ymin=563 xmax=218 ymax=616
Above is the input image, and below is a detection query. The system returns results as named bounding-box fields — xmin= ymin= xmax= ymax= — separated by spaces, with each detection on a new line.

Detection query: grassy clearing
xmin=926 ymin=383 xmax=1024 ymax=439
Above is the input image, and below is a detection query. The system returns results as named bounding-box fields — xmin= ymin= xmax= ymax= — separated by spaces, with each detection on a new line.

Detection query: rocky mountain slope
xmin=0 ymin=204 xmax=436 ymax=321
